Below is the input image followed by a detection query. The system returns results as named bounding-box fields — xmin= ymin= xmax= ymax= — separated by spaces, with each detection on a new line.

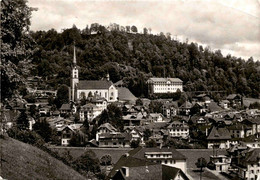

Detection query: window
xmin=111 ymin=92 xmax=114 ymax=96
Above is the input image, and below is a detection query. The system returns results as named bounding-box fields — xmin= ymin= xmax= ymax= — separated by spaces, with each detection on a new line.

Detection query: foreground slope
xmin=0 ymin=136 xmax=86 ymax=180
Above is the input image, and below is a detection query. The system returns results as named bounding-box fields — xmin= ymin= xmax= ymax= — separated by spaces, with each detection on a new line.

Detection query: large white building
xmin=70 ymin=46 xmax=118 ymax=103
xmin=147 ymin=77 xmax=183 ymax=95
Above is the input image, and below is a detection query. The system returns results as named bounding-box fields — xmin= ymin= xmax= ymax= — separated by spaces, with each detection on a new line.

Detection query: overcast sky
xmin=28 ymin=0 xmax=260 ymax=61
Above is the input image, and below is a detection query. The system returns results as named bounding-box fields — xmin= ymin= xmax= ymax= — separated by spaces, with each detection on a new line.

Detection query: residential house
xmin=237 ymin=148 xmax=260 ymax=180
xmin=209 ymin=155 xmax=231 ymax=172
xmin=109 ymin=147 xmax=187 ymax=178
xmin=219 ymin=100 xmax=230 ymax=109
xmin=148 ymin=113 xmax=165 ymax=123
xmin=207 ymin=126 xmax=232 ymax=149
xmin=61 ymin=126 xmax=74 ymax=146
xmin=123 ymin=113 xmax=146 ymax=127
xmin=80 ymin=103 xmax=103 ymax=122
xmin=228 ymin=123 xmax=252 ymax=139
xmin=96 ymin=123 xmax=118 ymax=141
xmin=194 ymin=94 xmax=212 ymax=106
xmin=167 ymin=121 xmax=189 ymax=139
xmin=39 ymin=105 xmax=51 ymax=116
xmin=98 ymin=132 xmax=131 ymax=148
xmin=179 ymin=101 xmax=192 ymax=115
xmin=242 ymin=118 xmax=260 ymax=135
xmin=226 ymin=94 xmax=242 ymax=108
xmin=162 ymin=102 xmax=178 ymax=118
xmin=60 ymin=104 xmax=72 ymax=116
xmin=112 ymin=163 xmax=189 ymax=180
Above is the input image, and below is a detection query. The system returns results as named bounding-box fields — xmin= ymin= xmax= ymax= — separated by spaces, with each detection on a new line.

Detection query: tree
xmin=17 ymin=110 xmax=29 ymax=130
xmin=195 ymin=157 xmax=207 ymax=180
xmin=143 ymin=27 xmax=148 ymax=35
xmin=69 ymin=132 xmax=84 ymax=147
xmin=130 ymin=139 xmax=140 ymax=148
xmin=55 ymin=84 xmax=69 ymax=108
xmin=33 ymin=119 xmax=52 ymax=142
xmin=100 ymin=154 xmax=112 ymax=166
xmin=83 ymin=116 xmax=90 ymax=134
xmin=143 ymin=129 xmax=152 ymax=141
xmin=131 ymin=25 xmax=138 ymax=33
xmin=145 ymin=139 xmax=157 ymax=147
xmin=1 ymin=0 xmax=35 ymax=64
xmin=135 ymin=98 xmax=143 ymax=106
xmin=73 ymin=150 xmax=100 ymax=174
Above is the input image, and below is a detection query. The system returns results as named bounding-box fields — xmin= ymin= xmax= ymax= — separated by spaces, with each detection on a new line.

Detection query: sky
xmin=28 ymin=0 xmax=260 ymax=61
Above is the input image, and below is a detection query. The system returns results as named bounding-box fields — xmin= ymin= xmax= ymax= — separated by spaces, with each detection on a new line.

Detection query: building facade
xmin=70 ymin=46 xmax=118 ymax=103
xmin=147 ymin=77 xmax=183 ymax=95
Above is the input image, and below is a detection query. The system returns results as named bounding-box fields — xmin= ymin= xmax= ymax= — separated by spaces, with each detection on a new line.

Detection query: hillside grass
xmin=0 ymin=136 xmax=86 ymax=180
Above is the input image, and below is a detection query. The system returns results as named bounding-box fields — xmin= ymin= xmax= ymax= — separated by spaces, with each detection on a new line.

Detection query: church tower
xmin=71 ymin=45 xmax=79 ymax=102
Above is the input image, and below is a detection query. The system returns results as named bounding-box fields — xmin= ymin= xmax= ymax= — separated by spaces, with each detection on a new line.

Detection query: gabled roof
xmin=179 ymin=101 xmax=192 ymax=109
xmin=167 ymin=121 xmax=188 ymax=129
xmin=98 ymin=123 xmax=118 ymax=132
xmin=207 ymin=102 xmax=222 ymax=112
xmin=117 ymin=87 xmax=137 ymax=102
xmin=60 ymin=104 xmax=71 ymax=110
xmin=207 ymin=126 xmax=231 ymax=140
xmin=226 ymin=94 xmax=241 ymax=100
xmin=78 ymin=80 xmax=113 ymax=90
xmin=241 ymin=148 xmax=260 ymax=164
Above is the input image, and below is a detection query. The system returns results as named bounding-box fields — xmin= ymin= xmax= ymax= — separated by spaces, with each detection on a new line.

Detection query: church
xmin=70 ymin=46 xmax=118 ymax=103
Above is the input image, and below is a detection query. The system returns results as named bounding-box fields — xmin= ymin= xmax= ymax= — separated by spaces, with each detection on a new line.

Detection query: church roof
xmin=118 ymin=87 xmax=137 ymax=102
xmin=78 ymin=80 xmax=113 ymax=90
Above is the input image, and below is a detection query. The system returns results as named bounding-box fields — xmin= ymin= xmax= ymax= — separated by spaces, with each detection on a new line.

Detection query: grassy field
xmin=0 ymin=137 xmax=86 ymax=180
xmin=50 ymin=146 xmax=131 ymax=164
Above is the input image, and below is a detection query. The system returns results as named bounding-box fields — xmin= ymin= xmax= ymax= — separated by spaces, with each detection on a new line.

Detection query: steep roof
xmin=226 ymin=94 xmax=241 ymax=100
xmin=78 ymin=80 xmax=113 ymax=90
xmin=207 ymin=126 xmax=231 ymax=140
xmin=98 ymin=123 xmax=118 ymax=132
xmin=117 ymin=87 xmax=137 ymax=102
xmin=148 ymin=77 xmax=183 ymax=83
xmin=179 ymin=101 xmax=192 ymax=109
xmin=242 ymin=148 xmax=260 ymax=164
xmin=207 ymin=102 xmax=222 ymax=112
xmin=60 ymin=104 xmax=71 ymax=110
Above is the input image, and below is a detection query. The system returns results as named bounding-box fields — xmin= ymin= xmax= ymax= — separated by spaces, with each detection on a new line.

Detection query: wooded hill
xmin=29 ymin=24 xmax=260 ymax=99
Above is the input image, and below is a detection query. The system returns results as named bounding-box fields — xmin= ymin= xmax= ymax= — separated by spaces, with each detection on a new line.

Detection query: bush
xmin=207 ymin=161 xmax=216 ymax=170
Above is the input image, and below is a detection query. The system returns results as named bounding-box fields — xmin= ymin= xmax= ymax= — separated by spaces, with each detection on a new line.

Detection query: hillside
xmin=0 ymin=136 xmax=86 ymax=180
xmin=29 ymin=25 xmax=260 ymax=99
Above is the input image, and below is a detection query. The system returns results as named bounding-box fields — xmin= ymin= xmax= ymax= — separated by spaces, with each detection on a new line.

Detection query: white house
xmin=167 ymin=121 xmax=189 ymax=139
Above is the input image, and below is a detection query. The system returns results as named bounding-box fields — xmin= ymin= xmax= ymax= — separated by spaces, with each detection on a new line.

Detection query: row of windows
xmin=170 ymin=129 xmax=188 ymax=132
xmin=153 ymin=82 xmax=182 ymax=85
xmin=170 ymin=133 xmax=188 ymax=136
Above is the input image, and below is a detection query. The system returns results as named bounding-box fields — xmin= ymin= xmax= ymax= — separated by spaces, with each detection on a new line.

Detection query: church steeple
xmin=73 ymin=45 xmax=76 ymax=65
xmin=71 ymin=44 xmax=79 ymax=102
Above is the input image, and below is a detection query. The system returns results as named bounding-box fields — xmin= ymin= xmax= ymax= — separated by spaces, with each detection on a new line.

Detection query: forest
xmin=29 ymin=24 xmax=260 ymax=99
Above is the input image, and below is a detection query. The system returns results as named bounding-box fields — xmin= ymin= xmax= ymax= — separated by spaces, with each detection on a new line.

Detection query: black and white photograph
xmin=1 ymin=0 xmax=260 ymax=179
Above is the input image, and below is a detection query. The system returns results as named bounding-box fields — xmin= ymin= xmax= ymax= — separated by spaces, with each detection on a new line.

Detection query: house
xmin=70 ymin=46 xmax=118 ymax=102
xmin=80 ymin=103 xmax=103 ymax=122
xmin=128 ymin=127 xmax=144 ymax=145
xmin=96 ymin=123 xmax=118 ymax=141
xmin=209 ymin=155 xmax=231 ymax=172
xmin=61 ymin=126 xmax=74 ymax=146
xmin=207 ymin=126 xmax=232 ymax=149
xmin=240 ymin=134 xmax=260 ymax=148
xmin=39 ymin=105 xmax=51 ymax=116
xmin=123 ymin=113 xmax=146 ymax=126
xmin=226 ymin=94 xmax=242 ymax=108
xmin=228 ymin=123 xmax=252 ymax=139
xmin=189 ymin=116 xmax=208 ymax=125
xmin=148 ymin=113 xmax=165 ymax=123
xmin=219 ymin=100 xmax=230 ymax=109
xmin=236 ymin=148 xmax=260 ymax=180
xmin=147 ymin=77 xmax=183 ymax=95
xmin=194 ymin=94 xmax=212 ymax=106
xmin=207 ymin=102 xmax=223 ymax=113
xmin=241 ymin=118 xmax=260 ymax=135
xmin=60 ymin=125 xmax=86 ymax=146
xmin=179 ymin=101 xmax=192 ymax=115
xmin=109 ymin=147 xmax=187 ymax=178
xmin=162 ymin=102 xmax=178 ymax=118
xmin=112 ymin=163 xmax=189 ymax=180
xmin=60 ymin=104 xmax=72 ymax=116
xmin=167 ymin=121 xmax=189 ymax=139
xmin=98 ymin=132 xmax=131 ymax=148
